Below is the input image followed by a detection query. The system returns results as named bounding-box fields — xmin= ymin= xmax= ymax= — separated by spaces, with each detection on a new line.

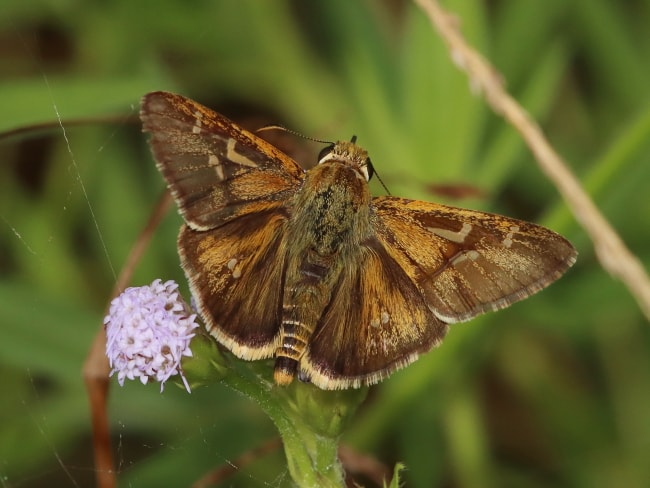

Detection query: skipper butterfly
xmin=140 ymin=91 xmax=576 ymax=390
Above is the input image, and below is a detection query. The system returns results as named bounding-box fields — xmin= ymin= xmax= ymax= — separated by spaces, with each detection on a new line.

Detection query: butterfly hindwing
xmin=302 ymin=238 xmax=448 ymax=389
xmin=140 ymin=91 xmax=304 ymax=231
xmin=179 ymin=203 xmax=289 ymax=359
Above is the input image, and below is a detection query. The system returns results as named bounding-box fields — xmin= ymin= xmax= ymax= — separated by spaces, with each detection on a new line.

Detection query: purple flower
xmin=104 ymin=279 xmax=199 ymax=392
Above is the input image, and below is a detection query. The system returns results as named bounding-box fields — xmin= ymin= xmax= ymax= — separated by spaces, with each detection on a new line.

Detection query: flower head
xmin=104 ymin=279 xmax=199 ymax=392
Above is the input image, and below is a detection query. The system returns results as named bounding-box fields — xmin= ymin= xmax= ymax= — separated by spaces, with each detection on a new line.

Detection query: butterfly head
xmin=317 ymin=137 xmax=374 ymax=182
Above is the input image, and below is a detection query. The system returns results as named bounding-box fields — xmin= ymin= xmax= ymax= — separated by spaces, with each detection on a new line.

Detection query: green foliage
xmin=185 ymin=334 xmax=368 ymax=487
xmin=1 ymin=0 xmax=650 ymax=486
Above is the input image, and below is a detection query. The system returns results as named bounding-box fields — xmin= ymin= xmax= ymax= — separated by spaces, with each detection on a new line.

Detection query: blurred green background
xmin=1 ymin=0 xmax=650 ymax=486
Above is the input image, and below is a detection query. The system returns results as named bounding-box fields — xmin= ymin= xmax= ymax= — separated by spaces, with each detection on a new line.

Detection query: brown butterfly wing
xmin=179 ymin=205 xmax=289 ymax=359
xmin=301 ymin=196 xmax=576 ymax=389
xmin=373 ymin=197 xmax=577 ymax=323
xmin=140 ymin=91 xmax=304 ymax=231
xmin=301 ymin=238 xmax=448 ymax=389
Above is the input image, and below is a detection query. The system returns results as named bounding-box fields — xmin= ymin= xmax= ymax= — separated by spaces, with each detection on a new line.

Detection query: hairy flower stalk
xmin=104 ymin=279 xmax=199 ymax=392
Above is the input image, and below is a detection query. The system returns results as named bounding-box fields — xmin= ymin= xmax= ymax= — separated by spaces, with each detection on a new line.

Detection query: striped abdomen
xmin=273 ymin=258 xmax=333 ymax=385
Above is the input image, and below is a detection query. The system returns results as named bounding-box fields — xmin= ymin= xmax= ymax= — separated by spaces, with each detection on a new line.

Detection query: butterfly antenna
xmin=256 ymin=125 xmax=332 ymax=145
xmin=374 ymin=169 xmax=391 ymax=196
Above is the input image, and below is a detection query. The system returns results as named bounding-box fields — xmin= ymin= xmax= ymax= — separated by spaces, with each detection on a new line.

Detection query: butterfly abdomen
xmin=274 ymin=311 xmax=313 ymax=385
xmin=274 ymin=253 xmax=335 ymax=385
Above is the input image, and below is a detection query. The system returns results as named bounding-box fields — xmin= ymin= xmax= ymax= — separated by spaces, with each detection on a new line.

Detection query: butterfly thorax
xmin=274 ymin=158 xmax=373 ymax=385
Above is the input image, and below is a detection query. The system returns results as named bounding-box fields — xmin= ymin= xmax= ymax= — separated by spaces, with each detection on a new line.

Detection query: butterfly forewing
xmin=373 ymin=197 xmax=577 ymax=323
xmin=140 ymin=91 xmax=304 ymax=230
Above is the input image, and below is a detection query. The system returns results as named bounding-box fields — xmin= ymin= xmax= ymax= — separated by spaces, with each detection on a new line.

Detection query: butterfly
xmin=140 ymin=91 xmax=577 ymax=390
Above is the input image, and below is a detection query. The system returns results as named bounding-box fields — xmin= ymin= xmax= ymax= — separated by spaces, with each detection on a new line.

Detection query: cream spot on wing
xmin=451 ymin=250 xmax=480 ymax=266
xmin=227 ymin=258 xmax=241 ymax=279
xmin=427 ymin=222 xmax=473 ymax=244
xmin=208 ymin=153 xmax=224 ymax=180
xmin=502 ymin=225 xmax=519 ymax=248
xmin=226 ymin=139 xmax=258 ymax=168
xmin=192 ymin=110 xmax=203 ymax=134
xmin=371 ymin=310 xmax=390 ymax=328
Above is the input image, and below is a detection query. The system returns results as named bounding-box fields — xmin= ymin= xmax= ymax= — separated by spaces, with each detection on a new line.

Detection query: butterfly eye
xmin=317 ymin=144 xmax=335 ymax=164
xmin=364 ymin=158 xmax=374 ymax=181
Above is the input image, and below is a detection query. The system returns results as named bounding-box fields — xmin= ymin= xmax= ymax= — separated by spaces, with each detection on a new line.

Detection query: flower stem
xmin=215 ymin=354 xmax=368 ymax=487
